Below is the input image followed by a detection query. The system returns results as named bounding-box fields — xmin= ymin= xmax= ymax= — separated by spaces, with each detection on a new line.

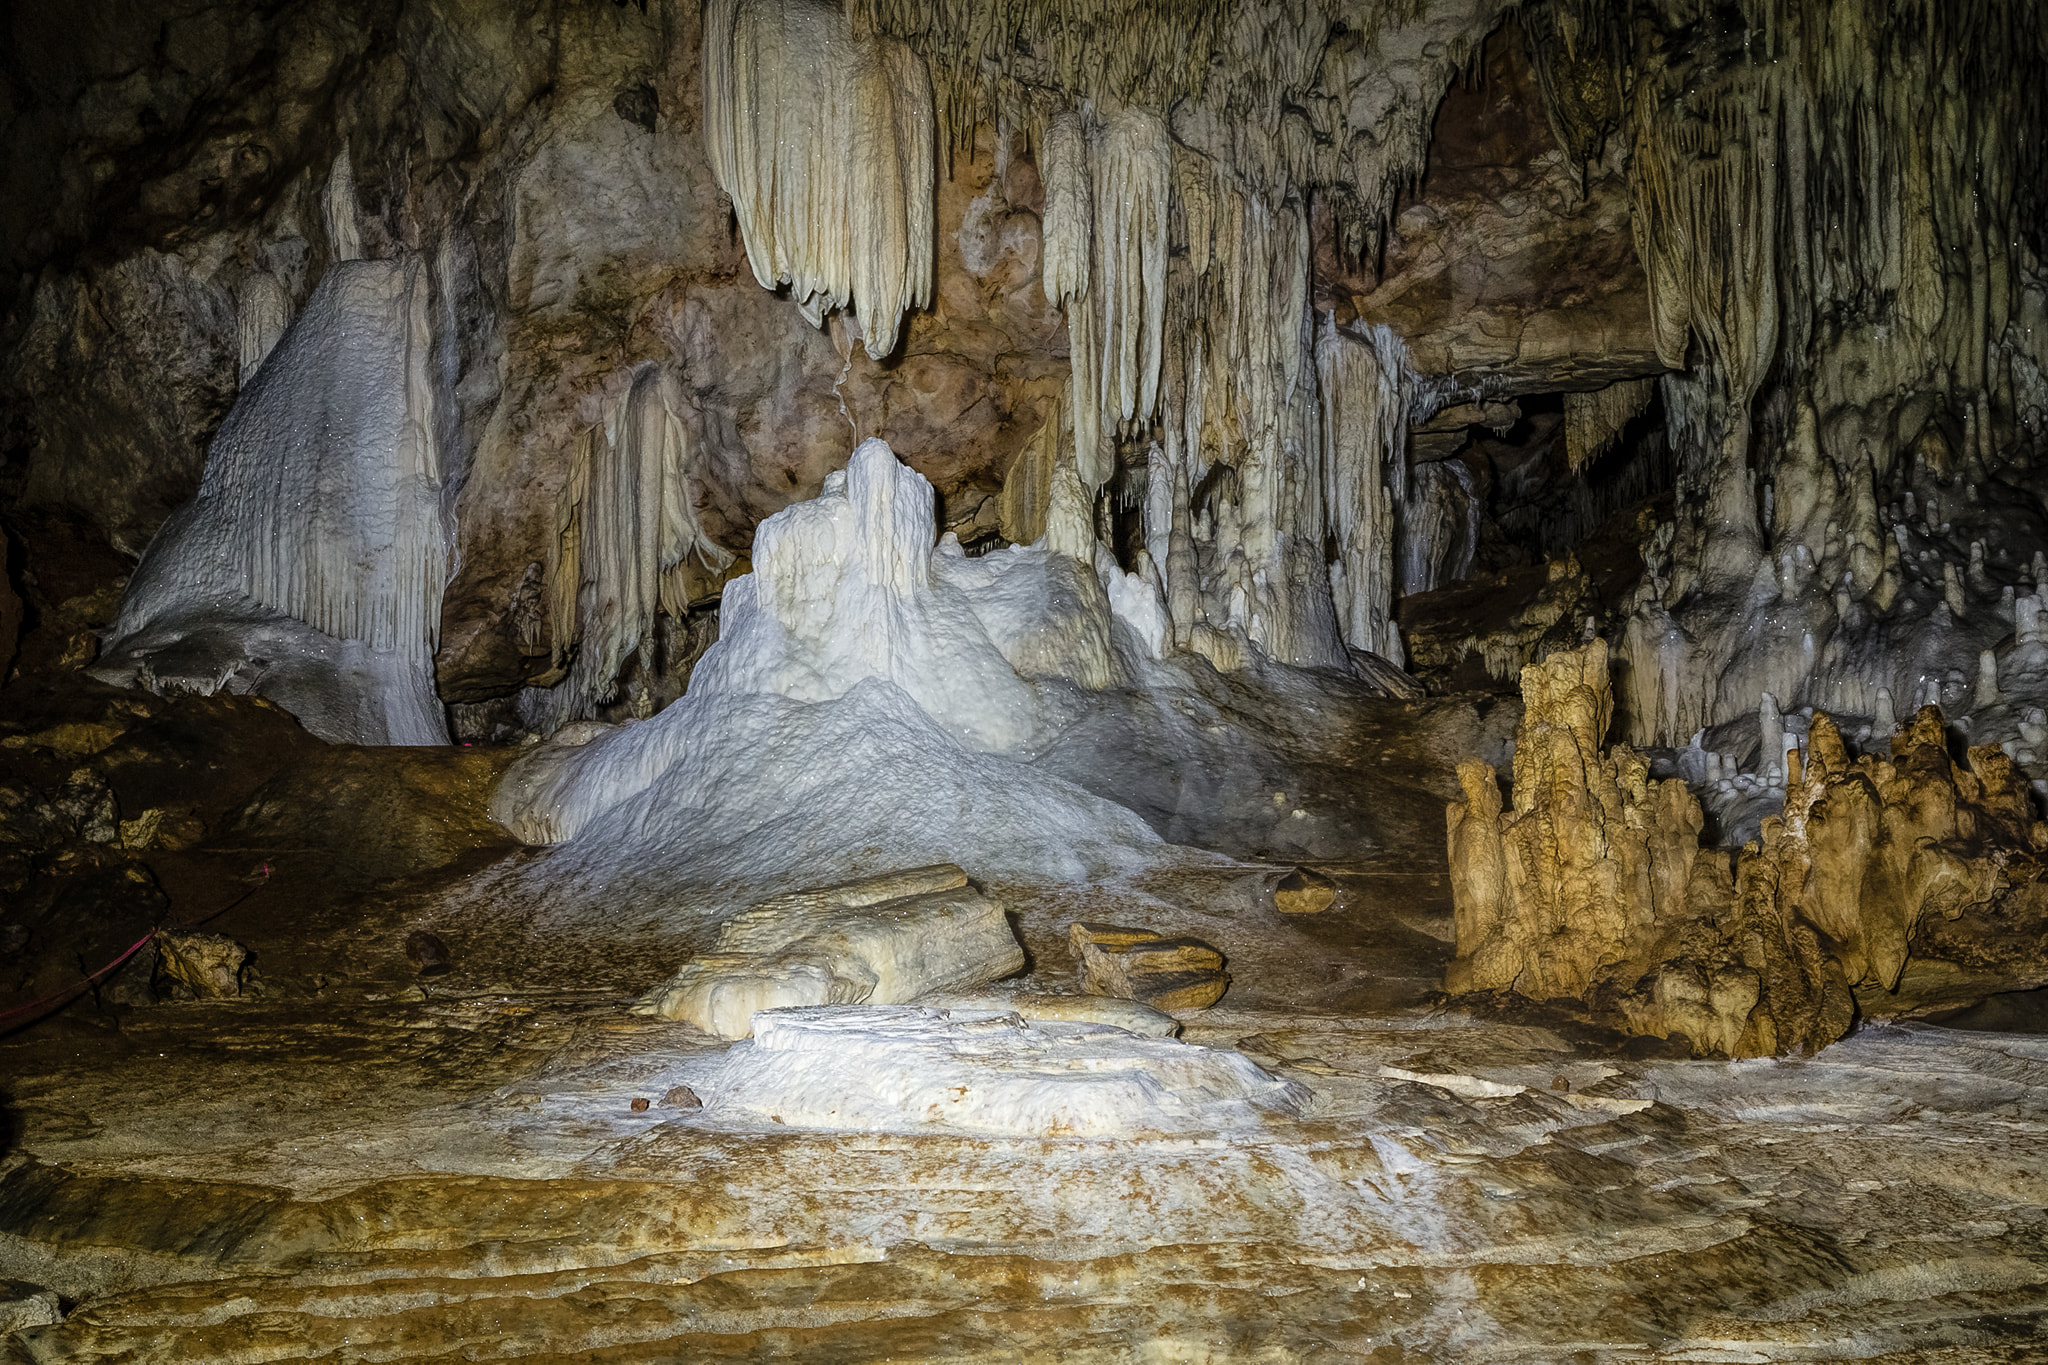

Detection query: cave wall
xmin=0 ymin=0 xmax=1072 ymax=706
xmin=8 ymin=0 xmax=2039 ymax=762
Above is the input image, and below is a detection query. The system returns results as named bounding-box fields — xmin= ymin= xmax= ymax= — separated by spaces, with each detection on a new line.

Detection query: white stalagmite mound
xmin=493 ymin=439 xmax=1194 ymax=892
xmin=92 ymin=258 xmax=449 ymax=746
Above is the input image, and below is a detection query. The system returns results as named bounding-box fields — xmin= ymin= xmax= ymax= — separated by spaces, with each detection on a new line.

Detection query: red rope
xmin=0 ymin=863 xmax=274 ymax=1031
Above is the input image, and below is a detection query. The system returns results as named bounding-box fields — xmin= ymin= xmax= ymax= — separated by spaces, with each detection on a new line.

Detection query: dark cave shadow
xmin=1003 ymin=909 xmax=1035 ymax=978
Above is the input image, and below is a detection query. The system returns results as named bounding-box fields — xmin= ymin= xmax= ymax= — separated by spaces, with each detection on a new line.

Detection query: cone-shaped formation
xmin=93 ymin=258 xmax=448 ymax=746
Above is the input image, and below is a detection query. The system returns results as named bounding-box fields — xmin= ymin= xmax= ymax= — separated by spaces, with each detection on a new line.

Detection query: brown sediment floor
xmin=1 ymin=683 xmax=2045 ymax=1361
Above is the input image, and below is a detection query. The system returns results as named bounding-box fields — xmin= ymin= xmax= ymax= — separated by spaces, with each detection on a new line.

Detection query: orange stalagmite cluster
xmin=1448 ymin=640 xmax=2048 ymax=1057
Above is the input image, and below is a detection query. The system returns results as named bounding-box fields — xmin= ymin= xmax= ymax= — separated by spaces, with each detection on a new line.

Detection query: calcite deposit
xmin=633 ymin=864 xmax=1025 ymax=1038
xmin=2 ymin=0 xmax=2046 ymax=1357
xmin=1449 ymin=640 xmax=2048 ymax=1056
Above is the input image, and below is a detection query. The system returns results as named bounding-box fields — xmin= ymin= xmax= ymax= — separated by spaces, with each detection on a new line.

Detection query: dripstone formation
xmin=2 ymin=0 xmax=2047 ymax=1357
xmin=1449 ymin=640 xmax=2048 ymax=1056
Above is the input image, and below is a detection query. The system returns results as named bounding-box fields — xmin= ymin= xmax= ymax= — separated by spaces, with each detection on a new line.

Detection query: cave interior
xmin=0 ymin=0 xmax=2046 ymax=1357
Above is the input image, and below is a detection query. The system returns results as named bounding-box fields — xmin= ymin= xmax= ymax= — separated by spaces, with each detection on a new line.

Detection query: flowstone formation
xmin=1448 ymin=640 xmax=2048 ymax=1057
xmin=488 ymin=434 xmax=1444 ymax=929
xmin=491 ymin=438 xmax=1182 ymax=885
xmin=88 ymin=259 xmax=449 ymax=745
xmin=694 ymin=1004 xmax=1311 ymax=1138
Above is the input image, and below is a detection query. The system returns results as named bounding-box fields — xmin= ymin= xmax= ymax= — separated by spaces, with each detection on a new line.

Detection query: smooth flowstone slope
xmin=1 ymin=994 xmax=2044 ymax=1361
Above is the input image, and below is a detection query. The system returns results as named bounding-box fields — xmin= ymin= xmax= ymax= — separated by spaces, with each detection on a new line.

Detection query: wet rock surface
xmin=0 ymin=684 xmax=2039 ymax=1360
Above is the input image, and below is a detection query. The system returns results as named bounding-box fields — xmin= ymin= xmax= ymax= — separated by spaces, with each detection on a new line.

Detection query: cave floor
xmin=1 ymin=686 xmax=2046 ymax=1360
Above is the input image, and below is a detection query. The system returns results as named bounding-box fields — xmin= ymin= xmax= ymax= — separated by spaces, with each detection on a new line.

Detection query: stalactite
xmin=702 ymin=0 xmax=935 ymax=359
xmin=1039 ymin=107 xmax=1169 ymax=490
xmin=536 ymin=365 xmax=732 ymax=726
xmin=829 ymin=1 xmax=1500 ymax=677
xmin=1039 ymin=113 xmax=1104 ymax=488
xmin=1598 ymin=0 xmax=2048 ymax=747
xmin=1316 ymin=317 xmax=1404 ymax=663
xmin=1089 ymin=109 xmax=1170 ymax=447
xmin=996 ymin=402 xmax=1060 ymax=547
xmin=323 ymin=147 xmax=362 ymax=264
xmin=1039 ymin=112 xmax=1091 ymax=309
xmin=1563 ymin=378 xmax=1654 ymax=472
xmin=233 ymin=273 xmax=292 ymax=385
xmin=1040 ymin=395 xmax=1097 ymax=563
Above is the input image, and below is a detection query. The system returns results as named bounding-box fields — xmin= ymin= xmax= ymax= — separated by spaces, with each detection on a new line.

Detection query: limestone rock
xmin=1447 ymin=641 xmax=2048 ymax=1057
xmin=0 ymin=1279 xmax=61 ymax=1334
xmin=696 ymin=1004 xmax=1309 ymax=1137
xmin=1330 ymin=28 xmax=1661 ymax=396
xmin=1272 ymin=867 xmax=1339 ymax=916
xmin=635 ymin=865 xmax=1025 ymax=1039
xmin=1070 ymin=922 xmax=1230 ymax=1012
xmin=635 ymin=953 xmax=874 ymax=1042
xmin=155 ymin=929 xmax=247 ymax=1000
xmin=405 ymin=930 xmax=452 ymax=977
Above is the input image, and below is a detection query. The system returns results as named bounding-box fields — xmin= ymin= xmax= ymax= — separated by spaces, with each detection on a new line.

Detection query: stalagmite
xmin=1944 ymin=563 xmax=1968 ymax=619
xmin=702 ymin=0 xmax=935 ymax=358
xmin=1449 ymin=642 xmax=2048 ymax=1056
xmin=1759 ymin=692 xmax=1785 ymax=779
xmin=1976 ymin=649 xmax=2001 ymax=709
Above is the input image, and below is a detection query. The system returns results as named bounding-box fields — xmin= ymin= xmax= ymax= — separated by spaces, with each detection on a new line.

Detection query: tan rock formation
xmin=1272 ymin=867 xmax=1338 ymax=916
xmin=1447 ymin=641 xmax=2048 ymax=1057
xmin=1069 ymin=922 xmax=1229 ymax=1012
xmin=155 ymin=929 xmax=248 ymax=1000
xmin=1446 ymin=638 xmax=1698 ymax=1002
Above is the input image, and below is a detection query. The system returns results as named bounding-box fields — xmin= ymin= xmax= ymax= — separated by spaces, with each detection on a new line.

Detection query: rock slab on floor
xmin=636 ymin=864 xmax=1025 ymax=1038
xmin=696 ymin=1004 xmax=1309 ymax=1136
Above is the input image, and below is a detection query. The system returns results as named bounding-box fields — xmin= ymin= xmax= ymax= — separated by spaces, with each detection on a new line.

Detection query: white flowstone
xmin=696 ymin=1004 xmax=1311 ymax=1137
xmin=635 ymin=865 xmax=1026 ymax=1039
xmin=491 ymin=441 xmax=1185 ymax=891
xmin=91 ymin=258 xmax=449 ymax=745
